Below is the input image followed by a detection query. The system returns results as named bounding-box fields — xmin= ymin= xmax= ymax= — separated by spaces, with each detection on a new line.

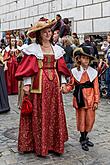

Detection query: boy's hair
xmin=74 ymin=55 xmax=81 ymax=71
xmin=74 ymin=55 xmax=92 ymax=71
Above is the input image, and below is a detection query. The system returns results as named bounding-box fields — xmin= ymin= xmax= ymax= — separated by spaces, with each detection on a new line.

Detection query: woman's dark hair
xmin=63 ymin=18 xmax=69 ymax=24
xmin=35 ymin=29 xmax=54 ymax=45
xmin=1 ymin=38 xmax=5 ymax=44
xmin=56 ymin=14 xmax=61 ymax=19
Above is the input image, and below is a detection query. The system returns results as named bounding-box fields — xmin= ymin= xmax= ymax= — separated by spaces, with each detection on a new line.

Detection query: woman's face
xmin=11 ymin=38 xmax=16 ymax=46
xmin=40 ymin=28 xmax=52 ymax=42
xmin=53 ymin=31 xmax=59 ymax=42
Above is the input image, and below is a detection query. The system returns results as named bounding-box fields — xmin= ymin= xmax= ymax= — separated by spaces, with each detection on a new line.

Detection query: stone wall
xmin=0 ymin=0 xmax=110 ymax=34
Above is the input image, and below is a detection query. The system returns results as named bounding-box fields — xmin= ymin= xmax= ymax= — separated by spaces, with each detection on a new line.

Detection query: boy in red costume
xmin=62 ymin=46 xmax=100 ymax=151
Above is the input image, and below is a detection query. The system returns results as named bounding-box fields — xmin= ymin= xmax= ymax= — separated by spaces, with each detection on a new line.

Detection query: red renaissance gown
xmin=15 ymin=43 xmax=71 ymax=156
xmin=3 ymin=47 xmax=18 ymax=95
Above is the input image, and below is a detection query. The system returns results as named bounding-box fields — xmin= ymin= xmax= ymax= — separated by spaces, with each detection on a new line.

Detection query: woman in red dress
xmin=15 ymin=18 xmax=71 ymax=156
xmin=3 ymin=35 xmax=18 ymax=95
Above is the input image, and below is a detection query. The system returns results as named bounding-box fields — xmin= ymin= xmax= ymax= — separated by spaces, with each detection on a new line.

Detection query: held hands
xmin=93 ymin=103 xmax=98 ymax=111
xmin=60 ymin=84 xmax=68 ymax=94
xmin=23 ymin=85 xmax=30 ymax=95
xmin=4 ymin=65 xmax=8 ymax=71
xmin=4 ymin=62 xmax=8 ymax=71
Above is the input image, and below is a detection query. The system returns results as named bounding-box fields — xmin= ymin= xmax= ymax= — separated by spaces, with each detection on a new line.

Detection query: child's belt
xmin=73 ymin=81 xmax=94 ymax=108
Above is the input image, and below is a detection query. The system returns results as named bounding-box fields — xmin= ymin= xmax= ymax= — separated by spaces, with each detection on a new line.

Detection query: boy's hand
xmin=93 ymin=103 xmax=98 ymax=111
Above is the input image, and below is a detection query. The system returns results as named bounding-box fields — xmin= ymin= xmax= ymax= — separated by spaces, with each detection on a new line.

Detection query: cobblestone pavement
xmin=0 ymin=94 xmax=110 ymax=165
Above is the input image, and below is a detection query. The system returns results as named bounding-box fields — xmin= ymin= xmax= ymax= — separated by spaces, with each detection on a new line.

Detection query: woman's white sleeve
xmin=61 ymin=75 xmax=67 ymax=84
xmin=23 ymin=77 xmax=31 ymax=86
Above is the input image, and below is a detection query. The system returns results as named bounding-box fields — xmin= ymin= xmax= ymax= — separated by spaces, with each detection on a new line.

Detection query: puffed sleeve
xmin=57 ymin=57 xmax=71 ymax=78
xmin=15 ymin=55 xmax=38 ymax=80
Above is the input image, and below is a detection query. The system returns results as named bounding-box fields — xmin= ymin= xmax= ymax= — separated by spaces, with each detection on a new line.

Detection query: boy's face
xmin=80 ymin=55 xmax=90 ymax=68
xmin=107 ymin=36 xmax=110 ymax=44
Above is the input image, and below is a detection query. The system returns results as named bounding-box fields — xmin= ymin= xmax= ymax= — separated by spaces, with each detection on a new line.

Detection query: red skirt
xmin=5 ymin=59 xmax=18 ymax=95
xmin=18 ymin=70 xmax=68 ymax=156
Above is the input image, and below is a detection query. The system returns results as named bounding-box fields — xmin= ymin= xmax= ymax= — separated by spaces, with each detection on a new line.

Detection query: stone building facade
xmin=0 ymin=0 xmax=110 ymax=35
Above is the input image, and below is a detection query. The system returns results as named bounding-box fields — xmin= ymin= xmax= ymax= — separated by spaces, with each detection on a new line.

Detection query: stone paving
xmin=0 ymin=94 xmax=110 ymax=165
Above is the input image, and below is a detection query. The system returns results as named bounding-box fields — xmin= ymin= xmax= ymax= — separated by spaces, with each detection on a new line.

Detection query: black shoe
xmin=79 ymin=138 xmax=89 ymax=151
xmin=81 ymin=141 xmax=89 ymax=151
xmin=86 ymin=137 xmax=94 ymax=147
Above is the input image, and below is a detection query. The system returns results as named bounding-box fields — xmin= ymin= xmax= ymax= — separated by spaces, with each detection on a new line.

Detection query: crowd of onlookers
xmin=0 ymin=14 xmax=110 ymax=102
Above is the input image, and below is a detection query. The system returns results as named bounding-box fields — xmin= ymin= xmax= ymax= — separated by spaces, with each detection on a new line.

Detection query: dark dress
xmin=0 ymin=62 xmax=10 ymax=113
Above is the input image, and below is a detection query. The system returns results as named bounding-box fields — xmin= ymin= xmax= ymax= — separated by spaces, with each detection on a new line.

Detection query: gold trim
xmin=0 ymin=54 xmax=3 ymax=64
xmin=30 ymin=69 xmax=42 ymax=93
xmin=30 ymin=60 xmax=43 ymax=93
xmin=55 ymin=69 xmax=60 ymax=86
xmin=30 ymin=59 xmax=57 ymax=93
xmin=38 ymin=60 xmax=43 ymax=68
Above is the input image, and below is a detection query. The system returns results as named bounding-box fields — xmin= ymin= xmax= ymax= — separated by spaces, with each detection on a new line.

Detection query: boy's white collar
xmin=71 ymin=66 xmax=98 ymax=82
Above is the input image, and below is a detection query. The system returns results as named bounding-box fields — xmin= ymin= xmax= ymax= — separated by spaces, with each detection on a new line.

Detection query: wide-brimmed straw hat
xmin=27 ymin=17 xmax=56 ymax=39
xmin=73 ymin=46 xmax=96 ymax=60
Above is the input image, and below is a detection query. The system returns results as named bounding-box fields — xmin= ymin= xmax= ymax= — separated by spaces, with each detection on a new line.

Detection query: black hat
xmin=73 ymin=46 xmax=96 ymax=60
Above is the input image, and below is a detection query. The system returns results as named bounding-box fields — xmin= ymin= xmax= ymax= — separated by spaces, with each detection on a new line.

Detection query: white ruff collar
xmin=71 ymin=66 xmax=98 ymax=82
xmin=22 ymin=43 xmax=65 ymax=59
xmin=5 ymin=45 xmax=28 ymax=52
xmin=5 ymin=46 xmax=10 ymax=52
xmin=17 ymin=44 xmax=28 ymax=50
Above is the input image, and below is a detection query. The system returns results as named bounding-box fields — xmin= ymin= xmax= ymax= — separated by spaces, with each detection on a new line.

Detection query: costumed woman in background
xmin=3 ymin=35 xmax=18 ymax=95
xmin=15 ymin=17 xmax=71 ymax=156
xmin=3 ymin=37 xmax=28 ymax=108
xmin=0 ymin=53 xmax=10 ymax=113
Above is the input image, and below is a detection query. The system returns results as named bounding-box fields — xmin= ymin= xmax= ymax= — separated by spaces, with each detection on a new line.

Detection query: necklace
xmin=42 ymin=44 xmax=51 ymax=48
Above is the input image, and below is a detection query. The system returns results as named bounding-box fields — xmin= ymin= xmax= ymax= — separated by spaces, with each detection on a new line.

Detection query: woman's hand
xmin=61 ymin=84 xmax=68 ymax=94
xmin=93 ymin=103 xmax=98 ymax=111
xmin=4 ymin=61 xmax=8 ymax=71
xmin=4 ymin=65 xmax=8 ymax=71
xmin=23 ymin=85 xmax=30 ymax=95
